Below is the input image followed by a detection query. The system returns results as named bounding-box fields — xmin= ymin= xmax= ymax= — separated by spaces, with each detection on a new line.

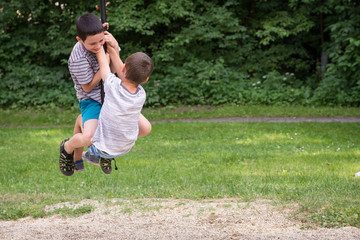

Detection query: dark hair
xmin=76 ymin=13 xmax=103 ymax=42
xmin=125 ymin=52 xmax=154 ymax=84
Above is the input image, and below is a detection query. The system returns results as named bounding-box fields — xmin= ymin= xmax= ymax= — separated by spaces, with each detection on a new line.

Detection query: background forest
xmin=0 ymin=0 xmax=359 ymax=108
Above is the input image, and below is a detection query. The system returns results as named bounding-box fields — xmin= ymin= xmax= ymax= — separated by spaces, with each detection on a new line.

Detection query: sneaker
xmin=59 ymin=139 xmax=74 ymax=176
xmin=100 ymin=158 xmax=118 ymax=174
xmin=74 ymin=159 xmax=85 ymax=172
xmin=82 ymin=151 xmax=100 ymax=166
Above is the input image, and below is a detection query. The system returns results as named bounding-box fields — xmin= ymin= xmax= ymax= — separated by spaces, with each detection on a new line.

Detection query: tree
xmin=1 ymin=0 xmax=359 ymax=108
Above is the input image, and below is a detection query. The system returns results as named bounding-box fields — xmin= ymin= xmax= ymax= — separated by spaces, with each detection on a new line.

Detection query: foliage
xmin=0 ymin=0 xmax=359 ymax=108
xmin=314 ymin=1 xmax=360 ymax=106
xmin=0 ymin=65 xmax=76 ymax=108
xmin=145 ymin=58 xmax=248 ymax=106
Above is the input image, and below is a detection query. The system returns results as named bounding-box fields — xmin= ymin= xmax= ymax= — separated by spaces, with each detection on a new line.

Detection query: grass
xmin=0 ymin=104 xmax=359 ymax=126
xmin=51 ymin=204 xmax=94 ymax=218
xmin=1 ymin=105 xmax=360 ymax=228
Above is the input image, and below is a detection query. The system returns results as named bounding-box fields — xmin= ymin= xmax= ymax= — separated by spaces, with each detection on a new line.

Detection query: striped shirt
xmin=68 ymin=42 xmax=101 ymax=103
xmin=91 ymin=73 xmax=146 ymax=156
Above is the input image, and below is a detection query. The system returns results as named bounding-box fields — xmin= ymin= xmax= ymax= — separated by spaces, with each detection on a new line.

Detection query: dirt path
xmin=1 ymin=198 xmax=359 ymax=240
xmin=152 ymin=116 xmax=360 ymax=123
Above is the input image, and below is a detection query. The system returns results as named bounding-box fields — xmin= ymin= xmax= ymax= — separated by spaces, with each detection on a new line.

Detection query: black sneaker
xmin=100 ymin=158 xmax=118 ymax=174
xmin=59 ymin=139 xmax=74 ymax=176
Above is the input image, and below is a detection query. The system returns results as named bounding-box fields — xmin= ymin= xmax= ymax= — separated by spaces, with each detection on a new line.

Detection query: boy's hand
xmin=96 ymin=47 xmax=111 ymax=81
xmin=95 ymin=47 xmax=106 ymax=61
xmin=97 ymin=48 xmax=110 ymax=64
xmin=102 ymin=22 xmax=109 ymax=30
xmin=104 ymin=31 xmax=119 ymax=50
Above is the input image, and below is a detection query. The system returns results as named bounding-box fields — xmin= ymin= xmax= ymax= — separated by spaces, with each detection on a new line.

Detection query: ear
xmin=142 ymin=77 xmax=149 ymax=84
xmin=76 ymin=36 xmax=83 ymax=44
xmin=122 ymin=64 xmax=127 ymax=74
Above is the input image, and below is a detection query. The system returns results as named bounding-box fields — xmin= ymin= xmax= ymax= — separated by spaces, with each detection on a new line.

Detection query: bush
xmin=0 ymin=65 xmax=76 ymax=108
xmin=245 ymin=71 xmax=311 ymax=106
xmin=144 ymin=60 xmax=313 ymax=107
xmin=144 ymin=58 xmax=248 ymax=106
xmin=1 ymin=0 xmax=359 ymax=108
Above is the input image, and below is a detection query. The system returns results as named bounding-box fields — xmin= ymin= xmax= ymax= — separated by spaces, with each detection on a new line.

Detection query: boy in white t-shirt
xmin=79 ymin=31 xmax=153 ymax=174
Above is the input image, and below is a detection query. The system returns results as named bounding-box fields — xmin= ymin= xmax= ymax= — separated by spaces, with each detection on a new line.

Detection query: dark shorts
xmin=79 ymin=99 xmax=101 ymax=125
xmin=88 ymin=145 xmax=122 ymax=159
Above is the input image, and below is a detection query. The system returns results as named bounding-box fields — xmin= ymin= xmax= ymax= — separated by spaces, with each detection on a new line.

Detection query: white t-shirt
xmin=91 ymin=73 xmax=146 ymax=156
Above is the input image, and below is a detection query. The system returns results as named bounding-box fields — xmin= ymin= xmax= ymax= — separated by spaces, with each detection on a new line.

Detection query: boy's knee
xmin=139 ymin=122 xmax=151 ymax=138
xmin=74 ymin=114 xmax=83 ymax=134
xmin=145 ymin=123 xmax=152 ymax=135
xmin=82 ymin=133 xmax=94 ymax=146
xmin=82 ymin=119 xmax=98 ymax=145
xmin=76 ymin=114 xmax=82 ymax=125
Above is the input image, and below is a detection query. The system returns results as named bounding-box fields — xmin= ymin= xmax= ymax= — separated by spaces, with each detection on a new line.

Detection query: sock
xmin=74 ymin=159 xmax=85 ymax=171
xmin=74 ymin=159 xmax=83 ymax=165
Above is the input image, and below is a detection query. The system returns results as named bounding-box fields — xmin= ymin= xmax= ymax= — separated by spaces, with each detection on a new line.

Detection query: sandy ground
xmin=1 ymin=198 xmax=359 ymax=240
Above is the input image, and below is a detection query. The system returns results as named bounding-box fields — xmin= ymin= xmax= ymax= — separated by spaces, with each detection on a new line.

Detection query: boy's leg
xmin=59 ymin=99 xmax=100 ymax=176
xmin=69 ymin=117 xmax=100 ymax=168
xmin=73 ymin=114 xmax=85 ymax=172
xmin=73 ymin=114 xmax=83 ymax=162
xmin=59 ymin=114 xmax=85 ymax=176
xmin=138 ymin=114 xmax=151 ymax=138
xmin=63 ymin=99 xmax=101 ymax=155
xmin=59 ymin=116 xmax=98 ymax=175
xmin=64 ymin=118 xmax=98 ymax=154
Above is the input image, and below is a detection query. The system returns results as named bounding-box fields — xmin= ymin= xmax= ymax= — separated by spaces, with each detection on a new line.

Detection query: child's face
xmin=78 ymin=32 xmax=105 ymax=54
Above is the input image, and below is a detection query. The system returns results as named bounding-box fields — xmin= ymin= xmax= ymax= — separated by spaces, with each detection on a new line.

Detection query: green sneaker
xmin=100 ymin=158 xmax=118 ymax=174
xmin=59 ymin=139 xmax=74 ymax=176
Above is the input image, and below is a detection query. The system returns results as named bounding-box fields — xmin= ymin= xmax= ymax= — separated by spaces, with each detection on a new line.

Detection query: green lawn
xmin=1 ymin=113 xmax=360 ymax=228
xmin=1 ymin=104 xmax=359 ymax=126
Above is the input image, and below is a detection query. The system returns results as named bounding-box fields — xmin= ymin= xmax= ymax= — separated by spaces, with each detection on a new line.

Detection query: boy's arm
xmin=81 ymin=70 xmax=102 ymax=93
xmin=104 ymin=31 xmax=124 ymax=76
xmin=96 ymin=47 xmax=111 ymax=82
xmin=108 ymin=46 xmax=124 ymax=77
xmin=109 ymin=54 xmax=117 ymax=74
